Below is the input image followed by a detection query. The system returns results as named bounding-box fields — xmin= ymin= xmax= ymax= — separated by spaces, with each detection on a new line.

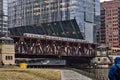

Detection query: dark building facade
xmin=98 ymin=0 xmax=120 ymax=47
xmin=0 ymin=0 xmax=8 ymax=34
xmin=8 ymin=0 xmax=100 ymax=43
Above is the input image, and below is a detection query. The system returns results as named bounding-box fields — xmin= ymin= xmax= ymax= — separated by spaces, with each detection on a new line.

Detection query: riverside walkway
xmin=61 ymin=70 xmax=92 ymax=80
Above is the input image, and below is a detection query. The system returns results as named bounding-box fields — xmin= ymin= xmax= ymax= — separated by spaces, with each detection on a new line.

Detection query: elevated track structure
xmin=0 ymin=33 xmax=97 ymax=66
xmin=11 ymin=33 xmax=97 ymax=58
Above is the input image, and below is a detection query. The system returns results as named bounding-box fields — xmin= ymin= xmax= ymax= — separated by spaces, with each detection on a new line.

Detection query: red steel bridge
xmin=9 ymin=33 xmax=97 ymax=57
xmin=1 ymin=33 xmax=97 ymax=65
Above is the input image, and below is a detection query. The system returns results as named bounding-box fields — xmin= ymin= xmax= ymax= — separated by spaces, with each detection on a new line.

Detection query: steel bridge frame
xmin=11 ymin=36 xmax=97 ymax=57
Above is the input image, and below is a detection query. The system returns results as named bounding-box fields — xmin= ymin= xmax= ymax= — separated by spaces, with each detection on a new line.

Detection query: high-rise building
xmin=98 ymin=0 xmax=120 ymax=47
xmin=0 ymin=0 xmax=8 ymax=34
xmin=8 ymin=0 xmax=100 ymax=43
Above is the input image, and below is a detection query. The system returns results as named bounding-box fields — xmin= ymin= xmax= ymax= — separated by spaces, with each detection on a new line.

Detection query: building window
xmin=98 ymin=58 xmax=100 ymax=61
xmin=5 ymin=56 xmax=13 ymax=60
xmin=103 ymin=58 xmax=107 ymax=62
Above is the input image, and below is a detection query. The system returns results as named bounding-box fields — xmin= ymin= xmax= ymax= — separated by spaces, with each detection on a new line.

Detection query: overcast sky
xmin=100 ymin=0 xmax=112 ymax=2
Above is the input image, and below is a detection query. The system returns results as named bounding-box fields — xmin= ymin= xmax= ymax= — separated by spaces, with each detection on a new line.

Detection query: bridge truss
xmin=10 ymin=33 xmax=97 ymax=58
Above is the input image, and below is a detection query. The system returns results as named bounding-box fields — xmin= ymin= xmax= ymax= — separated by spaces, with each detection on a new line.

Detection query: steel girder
xmin=12 ymin=36 xmax=97 ymax=57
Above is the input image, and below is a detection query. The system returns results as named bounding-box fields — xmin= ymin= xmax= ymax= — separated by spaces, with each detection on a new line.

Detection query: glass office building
xmin=8 ymin=0 xmax=100 ymax=43
xmin=0 ymin=0 xmax=8 ymax=34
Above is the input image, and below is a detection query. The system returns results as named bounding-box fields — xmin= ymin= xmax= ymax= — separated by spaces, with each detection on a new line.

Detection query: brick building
xmin=98 ymin=0 xmax=120 ymax=47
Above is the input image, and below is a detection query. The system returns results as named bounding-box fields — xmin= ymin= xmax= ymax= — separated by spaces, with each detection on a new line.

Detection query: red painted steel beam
xmin=4 ymin=35 xmax=97 ymax=57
